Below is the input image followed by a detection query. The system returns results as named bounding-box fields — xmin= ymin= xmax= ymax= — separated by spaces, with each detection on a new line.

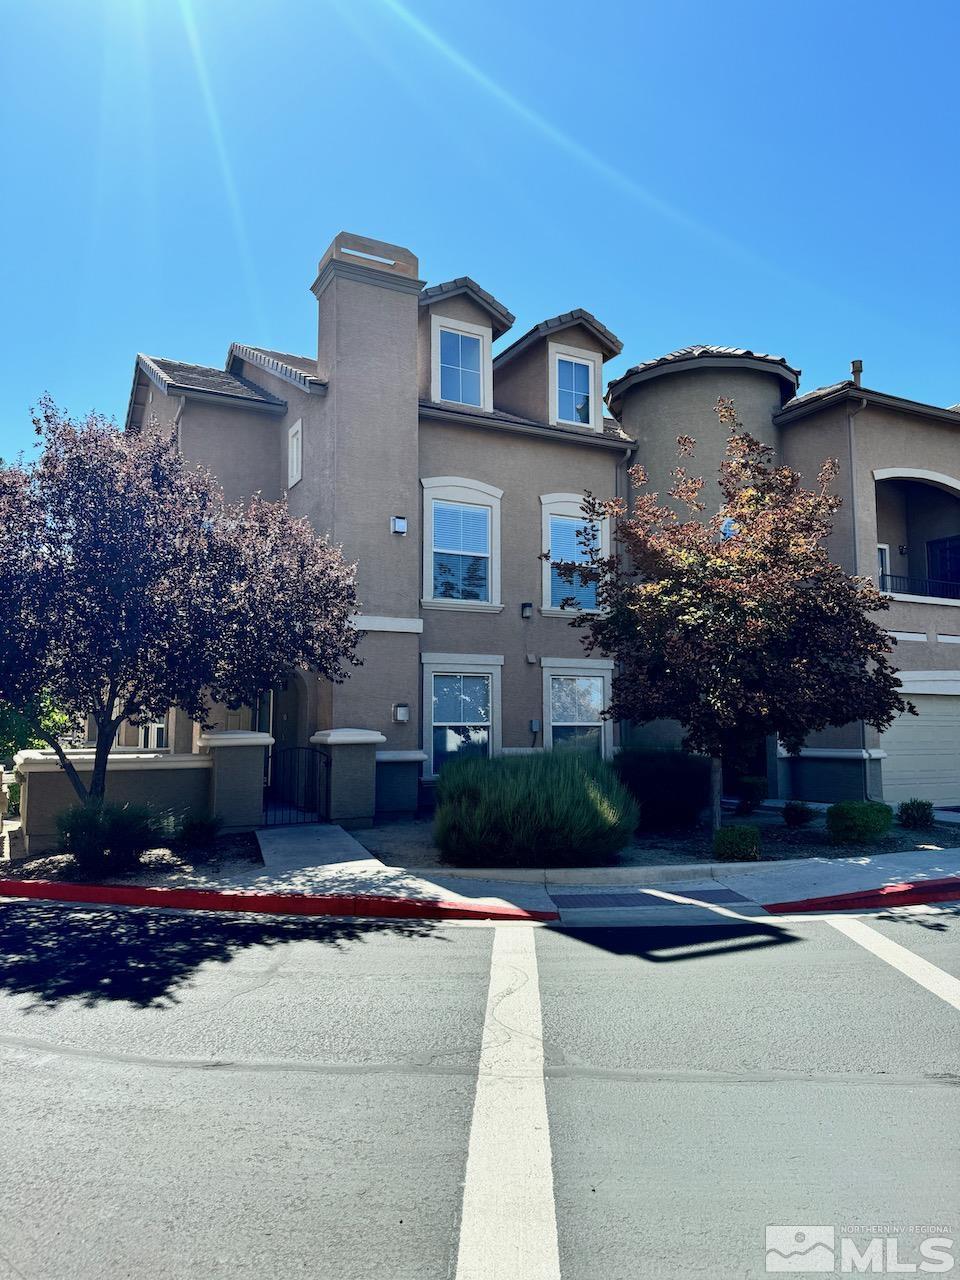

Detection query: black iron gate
xmin=264 ymin=746 xmax=328 ymax=826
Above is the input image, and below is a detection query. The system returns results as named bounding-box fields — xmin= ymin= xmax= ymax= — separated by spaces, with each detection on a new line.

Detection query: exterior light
xmin=391 ymin=516 xmax=408 ymax=535
xmin=392 ymin=703 xmax=410 ymax=723
xmin=521 ymin=601 xmax=533 ymax=619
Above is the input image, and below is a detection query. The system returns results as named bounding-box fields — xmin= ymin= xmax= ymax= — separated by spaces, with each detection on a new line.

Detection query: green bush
xmin=176 ymin=815 xmax=223 ymax=852
xmin=782 ymin=800 xmax=816 ymax=828
xmin=434 ymin=752 xmax=639 ymax=867
xmin=713 ymin=825 xmax=761 ymax=861
xmin=897 ymin=798 xmax=935 ymax=830
xmin=825 ymin=800 xmax=893 ymax=844
xmin=613 ymin=748 xmax=710 ymax=830
xmin=735 ymin=774 xmax=768 ymax=815
xmin=4 ymin=782 xmax=20 ymax=816
xmin=57 ymin=802 xmax=164 ymax=875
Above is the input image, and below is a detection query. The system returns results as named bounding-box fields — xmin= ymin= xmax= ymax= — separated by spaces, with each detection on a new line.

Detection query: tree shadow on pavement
xmin=546 ymin=921 xmax=802 ymax=964
xmin=874 ymin=906 xmax=960 ymax=932
xmin=0 ymin=901 xmax=441 ymax=1011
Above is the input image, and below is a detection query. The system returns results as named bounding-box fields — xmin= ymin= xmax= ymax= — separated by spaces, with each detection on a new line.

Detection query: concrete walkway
xmin=252 ymin=825 xmax=960 ymax=925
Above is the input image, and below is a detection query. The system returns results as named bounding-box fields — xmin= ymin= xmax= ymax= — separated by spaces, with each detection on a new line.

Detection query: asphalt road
xmin=0 ymin=900 xmax=957 ymax=1279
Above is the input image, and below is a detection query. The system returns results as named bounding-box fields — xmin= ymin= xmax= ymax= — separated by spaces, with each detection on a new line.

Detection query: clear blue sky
xmin=2 ymin=0 xmax=958 ymax=457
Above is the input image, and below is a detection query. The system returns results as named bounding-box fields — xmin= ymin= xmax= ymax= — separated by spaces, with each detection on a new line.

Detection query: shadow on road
xmin=0 ymin=901 xmax=440 ymax=1011
xmin=546 ymin=921 xmax=802 ymax=964
xmin=875 ymin=905 xmax=960 ymax=932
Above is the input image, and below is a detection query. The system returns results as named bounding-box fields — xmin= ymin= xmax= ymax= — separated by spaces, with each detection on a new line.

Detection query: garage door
xmin=881 ymin=694 xmax=960 ymax=806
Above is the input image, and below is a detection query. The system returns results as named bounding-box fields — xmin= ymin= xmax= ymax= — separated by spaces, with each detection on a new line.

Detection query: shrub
xmin=713 ymin=825 xmax=761 ymax=861
xmin=897 ymin=798 xmax=935 ymax=830
xmin=176 ymin=815 xmax=223 ymax=852
xmin=735 ymin=774 xmax=768 ymax=815
xmin=434 ymin=752 xmax=638 ymax=867
xmin=613 ymin=748 xmax=710 ymax=830
xmin=825 ymin=800 xmax=893 ymax=844
xmin=4 ymin=782 xmax=20 ymax=816
xmin=57 ymin=802 xmax=164 ymax=875
xmin=782 ymin=800 xmax=816 ymax=828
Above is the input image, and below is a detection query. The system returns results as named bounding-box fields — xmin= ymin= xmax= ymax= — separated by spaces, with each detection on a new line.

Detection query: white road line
xmin=830 ymin=916 xmax=960 ymax=1012
xmin=455 ymin=924 xmax=561 ymax=1280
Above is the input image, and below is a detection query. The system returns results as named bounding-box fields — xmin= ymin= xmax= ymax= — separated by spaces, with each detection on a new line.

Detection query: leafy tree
xmin=0 ymin=398 xmax=360 ymax=805
xmin=0 ymin=696 xmax=73 ymax=766
xmin=558 ymin=398 xmax=911 ymax=829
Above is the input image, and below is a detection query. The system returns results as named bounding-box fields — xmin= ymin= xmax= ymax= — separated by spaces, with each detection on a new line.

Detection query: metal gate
xmin=264 ymin=746 xmax=328 ymax=826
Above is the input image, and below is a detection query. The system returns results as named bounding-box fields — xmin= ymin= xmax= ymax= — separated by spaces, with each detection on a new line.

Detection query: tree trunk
xmin=88 ymin=722 xmax=116 ymax=807
xmin=36 ymin=727 xmax=89 ymax=805
xmin=710 ymin=756 xmax=723 ymax=834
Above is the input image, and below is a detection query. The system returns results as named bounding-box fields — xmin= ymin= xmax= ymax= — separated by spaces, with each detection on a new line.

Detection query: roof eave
xmin=776 ymin=385 xmax=960 ymax=427
xmin=494 ymin=313 xmax=622 ymax=371
xmin=607 ymin=354 xmax=799 ymax=415
xmin=227 ymin=343 xmax=327 ymax=395
xmin=418 ymin=400 xmax=635 ymax=453
xmin=419 ymin=280 xmax=515 ymax=338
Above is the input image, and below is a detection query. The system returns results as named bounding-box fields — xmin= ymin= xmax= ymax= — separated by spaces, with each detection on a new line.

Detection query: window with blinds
xmin=432 ymin=500 xmax=490 ymax=601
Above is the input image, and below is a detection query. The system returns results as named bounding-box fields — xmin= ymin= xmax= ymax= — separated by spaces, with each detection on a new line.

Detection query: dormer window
xmin=430 ymin=315 xmax=493 ymax=411
xmin=548 ymin=342 xmax=603 ymax=431
xmin=557 ymin=358 xmax=592 ymax=424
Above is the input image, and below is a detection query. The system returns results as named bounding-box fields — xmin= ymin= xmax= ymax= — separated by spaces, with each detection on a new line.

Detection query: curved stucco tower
xmin=606 ymin=344 xmax=800 ymax=513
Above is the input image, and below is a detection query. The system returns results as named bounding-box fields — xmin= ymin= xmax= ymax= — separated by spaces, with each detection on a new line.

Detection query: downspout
xmin=845 ymin=370 xmax=874 ymax=795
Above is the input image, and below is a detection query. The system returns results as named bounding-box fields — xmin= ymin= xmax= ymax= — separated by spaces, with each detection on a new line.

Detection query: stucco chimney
xmin=851 ymin=359 xmax=863 ymax=387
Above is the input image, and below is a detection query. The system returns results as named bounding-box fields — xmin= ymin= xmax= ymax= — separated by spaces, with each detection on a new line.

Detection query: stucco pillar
xmin=310 ymin=729 xmax=386 ymax=829
xmin=199 ymin=731 xmax=274 ymax=831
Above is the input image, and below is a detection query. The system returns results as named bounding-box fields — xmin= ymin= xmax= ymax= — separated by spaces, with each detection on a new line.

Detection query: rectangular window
xmin=877 ymin=543 xmax=890 ymax=584
xmin=432 ymin=673 xmax=491 ymax=773
xmin=928 ymin=535 xmax=960 ymax=585
xmin=550 ymin=675 xmax=603 ymax=754
xmin=433 ymin=500 xmax=490 ymax=601
xmin=557 ymin=357 xmax=591 ymax=425
xmin=550 ymin=514 xmax=599 ymax=608
xmin=439 ymin=328 xmax=482 ymax=407
xmin=288 ymin=419 xmax=303 ymax=488
xmin=140 ymin=721 xmax=167 ymax=750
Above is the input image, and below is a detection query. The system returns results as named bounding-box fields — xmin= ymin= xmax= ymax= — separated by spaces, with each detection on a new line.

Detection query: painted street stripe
xmin=830 ymin=916 xmax=960 ymax=1013
xmin=455 ymin=925 xmax=561 ymax=1280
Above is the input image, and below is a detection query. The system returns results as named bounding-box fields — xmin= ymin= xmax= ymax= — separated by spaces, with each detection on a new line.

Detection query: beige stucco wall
xmin=493 ymin=323 xmax=609 ymax=424
xmin=176 ymin=399 xmax=283 ymax=504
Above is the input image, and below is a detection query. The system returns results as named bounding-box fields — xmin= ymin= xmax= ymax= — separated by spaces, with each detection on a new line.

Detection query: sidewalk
xmin=2 ymin=824 xmax=959 ymax=923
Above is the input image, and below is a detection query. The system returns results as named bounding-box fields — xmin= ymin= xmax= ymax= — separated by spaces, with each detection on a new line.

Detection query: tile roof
xmin=138 ymin=355 xmax=286 ymax=407
xmin=228 ymin=343 xmax=326 ymax=393
xmin=606 ymin=343 xmax=800 ymax=413
xmin=494 ymin=308 xmax=623 ymax=367
xmin=419 ymin=277 xmax=515 ymax=337
xmin=779 ymin=380 xmax=853 ymax=411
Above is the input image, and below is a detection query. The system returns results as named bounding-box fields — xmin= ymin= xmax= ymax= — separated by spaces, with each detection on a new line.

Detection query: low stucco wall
xmin=16 ymin=754 xmax=212 ymax=857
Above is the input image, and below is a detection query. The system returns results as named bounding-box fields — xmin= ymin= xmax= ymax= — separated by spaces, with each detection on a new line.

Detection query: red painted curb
xmin=765 ymin=875 xmax=960 ymax=915
xmin=0 ymin=878 xmax=559 ymax=922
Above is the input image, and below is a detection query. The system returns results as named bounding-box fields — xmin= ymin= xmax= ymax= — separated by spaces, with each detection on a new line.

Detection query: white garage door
xmin=881 ymin=694 xmax=960 ymax=807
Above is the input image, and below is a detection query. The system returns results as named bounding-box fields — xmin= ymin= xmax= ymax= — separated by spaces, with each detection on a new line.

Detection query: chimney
xmin=851 ymin=359 xmax=863 ymax=387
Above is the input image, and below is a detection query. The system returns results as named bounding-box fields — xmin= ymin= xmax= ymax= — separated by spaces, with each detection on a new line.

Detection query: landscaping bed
xmin=1 ymin=832 xmax=263 ymax=885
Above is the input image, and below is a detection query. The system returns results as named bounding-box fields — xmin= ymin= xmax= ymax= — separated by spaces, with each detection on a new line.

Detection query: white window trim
xmin=540 ymin=658 xmax=614 ymax=759
xmin=139 ymin=719 xmax=168 ymax=751
xmin=877 ymin=542 xmax=890 ymax=584
xmin=540 ymin=492 xmax=609 ymax=615
xmin=420 ymin=652 xmax=504 ymax=778
xmin=430 ymin=313 xmax=493 ymax=411
xmin=548 ymin=341 xmax=603 ymax=431
xmin=422 ymin=477 xmax=503 ymax=609
xmin=287 ymin=418 xmax=303 ymax=488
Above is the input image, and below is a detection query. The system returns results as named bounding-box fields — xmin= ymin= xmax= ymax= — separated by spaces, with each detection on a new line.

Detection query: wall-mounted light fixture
xmin=392 ymin=702 xmax=410 ymax=723
xmin=898 ymin=544 xmax=909 ymax=556
xmin=391 ymin=516 xmax=408 ymax=536
xmin=520 ymin=601 xmax=533 ymax=619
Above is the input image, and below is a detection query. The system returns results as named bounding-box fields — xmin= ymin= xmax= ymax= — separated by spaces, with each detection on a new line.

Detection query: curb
xmin=764 ymin=875 xmax=960 ymax=915
xmin=0 ymin=878 xmax=559 ymax=923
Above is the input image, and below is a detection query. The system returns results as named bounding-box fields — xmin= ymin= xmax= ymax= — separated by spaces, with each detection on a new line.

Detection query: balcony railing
xmin=881 ymin=573 xmax=960 ymax=601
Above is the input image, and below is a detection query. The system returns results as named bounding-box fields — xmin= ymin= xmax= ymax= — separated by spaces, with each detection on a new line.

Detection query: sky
xmin=1 ymin=0 xmax=958 ymax=457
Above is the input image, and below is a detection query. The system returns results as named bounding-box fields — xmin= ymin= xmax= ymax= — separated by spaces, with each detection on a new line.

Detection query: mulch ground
xmin=1 ymin=832 xmax=263 ymax=884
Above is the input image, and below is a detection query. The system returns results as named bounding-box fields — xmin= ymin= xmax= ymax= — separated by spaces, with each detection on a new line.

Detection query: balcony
xmin=880 ymin=573 xmax=960 ymax=602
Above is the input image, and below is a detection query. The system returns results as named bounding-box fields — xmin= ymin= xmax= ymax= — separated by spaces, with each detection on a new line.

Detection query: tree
xmin=0 ymin=398 xmax=360 ymax=805
xmin=0 ymin=697 xmax=73 ymax=767
xmin=558 ymin=397 xmax=912 ymax=829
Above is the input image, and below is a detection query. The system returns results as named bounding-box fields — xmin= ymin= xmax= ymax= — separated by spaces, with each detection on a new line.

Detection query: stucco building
xmin=121 ymin=231 xmax=960 ymax=818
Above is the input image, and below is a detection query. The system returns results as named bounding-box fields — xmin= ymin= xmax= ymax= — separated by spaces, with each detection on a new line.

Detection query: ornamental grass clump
xmin=433 ymin=752 xmax=638 ymax=867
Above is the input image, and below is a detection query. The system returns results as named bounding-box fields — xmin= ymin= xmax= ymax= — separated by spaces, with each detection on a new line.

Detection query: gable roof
xmin=493 ymin=308 xmax=622 ymax=370
xmin=606 ymin=343 xmax=799 ymax=414
xmin=125 ymin=354 xmax=286 ymax=431
xmin=419 ymin=276 xmax=515 ymax=338
xmin=228 ymin=343 xmax=326 ymax=394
